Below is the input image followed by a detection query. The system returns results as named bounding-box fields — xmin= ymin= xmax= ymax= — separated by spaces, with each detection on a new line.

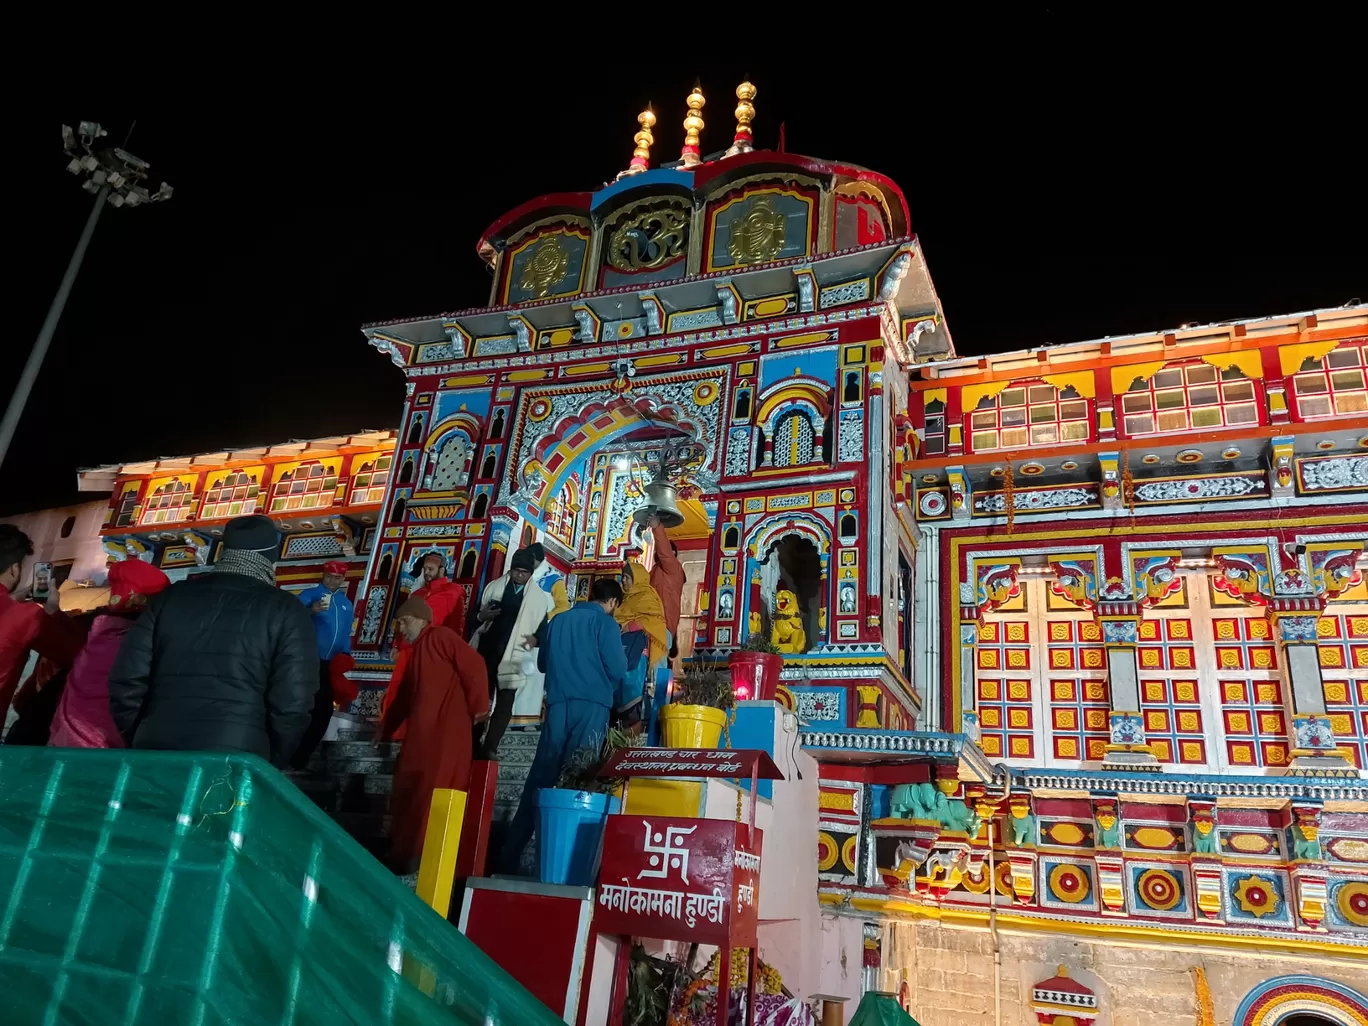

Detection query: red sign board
xmin=599 ymin=747 xmax=784 ymax=780
xmin=595 ymin=816 xmax=762 ymax=947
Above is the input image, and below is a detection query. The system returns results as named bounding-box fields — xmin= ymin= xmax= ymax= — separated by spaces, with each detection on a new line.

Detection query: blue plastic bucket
xmin=537 ymin=789 xmax=619 ymax=886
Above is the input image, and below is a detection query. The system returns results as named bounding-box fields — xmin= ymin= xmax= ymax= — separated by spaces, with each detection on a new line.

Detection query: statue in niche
xmin=1095 ymin=801 xmax=1122 ymax=850
xmin=1007 ymin=795 xmax=1036 ymax=847
xmin=890 ymin=781 xmax=983 ymax=839
xmin=771 ymin=588 xmax=807 ymax=653
xmin=1191 ymin=804 xmax=1218 ymax=855
xmin=757 ymin=534 xmax=822 ymax=653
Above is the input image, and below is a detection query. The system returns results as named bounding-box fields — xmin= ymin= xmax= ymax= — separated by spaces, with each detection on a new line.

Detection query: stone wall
xmin=867 ymin=917 xmax=1368 ymax=1026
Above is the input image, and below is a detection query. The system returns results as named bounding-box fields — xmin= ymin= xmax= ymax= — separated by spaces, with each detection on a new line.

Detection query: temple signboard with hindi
xmin=595 ymin=816 xmax=762 ymax=948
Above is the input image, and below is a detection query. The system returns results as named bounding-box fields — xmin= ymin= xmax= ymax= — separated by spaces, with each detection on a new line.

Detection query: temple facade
xmin=345 ymin=83 xmax=1367 ymax=1024
xmin=75 ymin=82 xmax=1368 ymax=1025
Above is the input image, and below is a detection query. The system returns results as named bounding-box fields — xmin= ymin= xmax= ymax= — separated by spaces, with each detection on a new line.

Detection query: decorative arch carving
xmin=1233 ymin=975 xmax=1368 ymax=1026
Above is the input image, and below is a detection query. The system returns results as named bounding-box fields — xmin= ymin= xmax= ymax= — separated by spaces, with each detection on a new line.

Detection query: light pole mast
xmin=0 ymin=122 xmax=173 ymax=469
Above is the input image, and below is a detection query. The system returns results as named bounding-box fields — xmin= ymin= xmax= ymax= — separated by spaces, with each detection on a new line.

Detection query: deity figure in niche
xmin=771 ymin=588 xmax=807 ymax=653
xmin=839 ymin=583 xmax=857 ymax=614
xmin=756 ymin=533 xmax=822 ymax=654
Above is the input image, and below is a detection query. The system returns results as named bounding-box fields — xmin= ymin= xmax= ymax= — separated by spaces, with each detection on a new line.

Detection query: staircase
xmin=288 ymin=705 xmax=543 ymax=872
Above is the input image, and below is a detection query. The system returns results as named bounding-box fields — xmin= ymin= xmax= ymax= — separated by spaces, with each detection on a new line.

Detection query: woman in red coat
xmin=381 ymin=596 xmax=490 ymax=873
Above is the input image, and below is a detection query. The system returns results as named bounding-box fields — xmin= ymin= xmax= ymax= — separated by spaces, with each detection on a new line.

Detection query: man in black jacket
xmin=109 ymin=514 xmax=319 ymax=767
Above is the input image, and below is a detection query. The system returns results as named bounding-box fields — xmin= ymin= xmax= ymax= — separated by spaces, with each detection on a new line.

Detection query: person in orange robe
xmin=381 ymin=596 xmax=490 ymax=874
xmin=380 ymin=552 xmax=470 ymax=739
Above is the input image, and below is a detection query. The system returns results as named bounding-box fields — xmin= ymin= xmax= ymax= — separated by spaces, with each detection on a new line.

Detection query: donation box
xmin=594 ymin=815 xmax=763 ymax=948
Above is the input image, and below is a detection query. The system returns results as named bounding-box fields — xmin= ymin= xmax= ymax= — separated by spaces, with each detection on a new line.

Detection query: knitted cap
xmin=223 ymin=515 xmax=279 ymax=553
xmin=395 ymin=597 xmax=433 ymax=622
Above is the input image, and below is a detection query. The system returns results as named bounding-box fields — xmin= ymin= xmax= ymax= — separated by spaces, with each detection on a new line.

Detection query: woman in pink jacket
xmin=49 ymin=559 xmax=170 ymax=748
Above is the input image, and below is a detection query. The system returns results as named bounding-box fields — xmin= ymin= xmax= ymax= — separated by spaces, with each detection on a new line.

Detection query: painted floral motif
xmin=1300 ymin=454 xmax=1368 ymax=491
xmin=975 ymin=487 xmax=1096 ymax=513
xmin=838 ymin=410 xmax=864 ymax=461
xmin=725 ymin=427 xmax=753 ymax=477
xmin=1132 ymin=475 xmax=1262 ymax=502
xmin=794 ymin=689 xmax=843 ymax=722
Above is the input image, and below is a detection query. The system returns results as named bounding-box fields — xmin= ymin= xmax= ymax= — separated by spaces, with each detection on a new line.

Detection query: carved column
xmin=1092 ymin=793 xmax=1127 ymax=917
xmin=1098 ymin=605 xmax=1161 ymax=770
xmin=1288 ymin=798 xmax=1328 ymax=932
xmin=1272 ymin=610 xmax=1355 ymax=776
xmin=486 ymin=509 xmax=518 ymax=582
xmin=1188 ymin=796 xmax=1223 ymax=923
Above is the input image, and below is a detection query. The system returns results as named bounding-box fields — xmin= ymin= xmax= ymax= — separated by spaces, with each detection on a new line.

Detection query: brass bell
xmin=632 ymin=480 xmax=685 ymax=529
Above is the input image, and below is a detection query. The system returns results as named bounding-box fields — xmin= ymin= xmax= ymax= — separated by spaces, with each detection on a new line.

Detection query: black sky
xmin=5 ymin=29 xmax=1363 ymax=515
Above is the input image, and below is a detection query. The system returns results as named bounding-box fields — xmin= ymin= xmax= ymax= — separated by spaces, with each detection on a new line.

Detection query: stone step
xmin=318 ymin=739 xmax=400 ymax=760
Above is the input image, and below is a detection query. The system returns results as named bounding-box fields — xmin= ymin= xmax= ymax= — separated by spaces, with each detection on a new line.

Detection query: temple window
xmin=773 ymin=411 xmax=816 ymax=468
xmin=459 ymin=549 xmax=478 ymax=578
xmin=429 ymin=436 xmax=471 ymax=491
xmin=471 ymin=493 xmax=489 ymax=519
xmin=1119 ymin=363 xmax=1258 ymax=436
xmin=406 ymin=418 xmax=423 ymax=445
xmin=350 ymin=455 xmax=392 ymax=505
xmin=268 ymin=461 xmax=337 ymax=514
xmin=968 ymin=385 xmax=1088 ymax=453
xmin=140 ymin=480 xmax=195 ymax=526
xmin=1292 ymin=340 xmax=1368 ymax=419
xmin=921 ymin=405 xmax=946 ymax=457
xmin=491 ymin=409 xmax=506 ymax=438
xmin=201 ymin=472 xmax=261 ymax=520
xmin=733 ymin=387 xmax=753 ymax=422
xmin=481 ymin=450 xmax=498 ymax=479
xmin=390 ymin=496 xmax=406 ymax=523
xmin=545 ymin=477 xmax=580 ymax=549
xmin=113 ymin=488 xmax=138 ymax=528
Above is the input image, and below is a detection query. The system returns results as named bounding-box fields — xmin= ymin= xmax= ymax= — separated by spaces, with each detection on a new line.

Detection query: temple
xmin=76 ymin=83 xmax=1367 ymax=1025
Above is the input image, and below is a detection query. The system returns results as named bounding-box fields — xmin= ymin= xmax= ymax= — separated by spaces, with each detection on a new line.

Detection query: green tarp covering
xmin=0 ymin=746 xmax=563 ymax=1026
xmin=849 ymin=991 xmax=924 ymax=1026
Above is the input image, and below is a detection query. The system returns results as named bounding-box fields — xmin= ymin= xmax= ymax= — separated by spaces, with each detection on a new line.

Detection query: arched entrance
xmin=1234 ymin=976 xmax=1368 ymax=1026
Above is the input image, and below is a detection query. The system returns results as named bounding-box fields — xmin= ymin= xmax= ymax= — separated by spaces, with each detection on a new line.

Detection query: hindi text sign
xmin=596 ymin=816 xmax=762 ymax=947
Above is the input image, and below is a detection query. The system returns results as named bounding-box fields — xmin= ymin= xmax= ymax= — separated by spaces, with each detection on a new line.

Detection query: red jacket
xmin=0 ymin=590 xmax=83 ymax=725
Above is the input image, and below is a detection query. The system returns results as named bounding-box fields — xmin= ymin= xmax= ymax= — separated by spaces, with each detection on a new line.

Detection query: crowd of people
xmin=0 ymin=511 xmax=687 ymax=878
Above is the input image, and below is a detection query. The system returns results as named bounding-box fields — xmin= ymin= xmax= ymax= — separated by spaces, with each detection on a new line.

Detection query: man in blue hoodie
xmin=291 ymin=560 xmax=354 ymax=768
xmin=499 ymin=577 xmax=626 ymax=872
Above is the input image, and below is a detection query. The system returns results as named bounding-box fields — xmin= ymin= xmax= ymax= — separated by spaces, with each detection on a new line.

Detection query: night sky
xmin=6 ymin=41 xmax=1362 ymax=516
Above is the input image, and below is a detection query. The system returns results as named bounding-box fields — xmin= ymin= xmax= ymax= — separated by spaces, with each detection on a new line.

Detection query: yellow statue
xmin=771 ymin=589 xmax=807 ymax=653
xmin=747 ymin=610 xmax=762 ymax=638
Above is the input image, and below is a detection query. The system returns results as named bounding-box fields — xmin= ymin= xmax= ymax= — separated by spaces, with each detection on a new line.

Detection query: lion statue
xmin=771 ymin=588 xmax=807 ymax=653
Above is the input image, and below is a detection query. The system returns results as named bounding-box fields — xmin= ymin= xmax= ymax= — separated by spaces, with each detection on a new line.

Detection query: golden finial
xmin=726 ymin=80 xmax=756 ymax=156
xmin=622 ymin=107 xmax=656 ymax=177
xmin=681 ymin=82 xmax=706 ymax=166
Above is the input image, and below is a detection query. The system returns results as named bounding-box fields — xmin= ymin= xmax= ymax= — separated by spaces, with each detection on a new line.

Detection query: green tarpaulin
xmin=0 ymin=746 xmax=563 ymax=1026
xmin=849 ymin=991 xmax=924 ymax=1026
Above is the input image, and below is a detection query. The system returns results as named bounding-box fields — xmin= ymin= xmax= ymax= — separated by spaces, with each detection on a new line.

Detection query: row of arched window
xmin=924 ymin=345 xmax=1368 ymax=456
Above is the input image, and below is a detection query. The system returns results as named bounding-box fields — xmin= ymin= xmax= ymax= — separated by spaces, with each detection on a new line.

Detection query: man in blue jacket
xmin=499 ymin=577 xmax=626 ymax=873
xmin=291 ymin=560 xmax=355 ymax=768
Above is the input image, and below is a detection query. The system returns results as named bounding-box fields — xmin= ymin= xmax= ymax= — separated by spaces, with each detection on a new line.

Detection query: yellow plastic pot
xmin=658 ymin=704 xmax=728 ymax=749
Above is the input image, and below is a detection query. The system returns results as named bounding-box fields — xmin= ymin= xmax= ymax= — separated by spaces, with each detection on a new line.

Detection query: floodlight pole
xmin=0 ymin=184 xmax=109 ymax=469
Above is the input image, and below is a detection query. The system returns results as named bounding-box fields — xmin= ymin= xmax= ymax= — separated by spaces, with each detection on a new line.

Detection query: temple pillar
xmin=1098 ymin=608 xmax=1160 ymax=771
xmin=1272 ymin=611 xmax=1357 ymax=776
xmin=486 ymin=510 xmax=518 ymax=582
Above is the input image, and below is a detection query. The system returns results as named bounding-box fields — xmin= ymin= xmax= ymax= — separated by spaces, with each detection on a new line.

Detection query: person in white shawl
xmin=472 ymin=546 xmax=555 ymax=758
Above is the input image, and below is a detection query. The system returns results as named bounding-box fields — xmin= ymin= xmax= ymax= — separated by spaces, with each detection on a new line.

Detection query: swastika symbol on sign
xmin=636 ymin=821 xmax=698 ymax=884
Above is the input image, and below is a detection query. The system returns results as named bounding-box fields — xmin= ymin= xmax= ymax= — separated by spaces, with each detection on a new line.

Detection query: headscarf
xmin=614 ymin=561 xmax=668 ymax=667
xmin=322 ymin=560 xmax=348 ymax=576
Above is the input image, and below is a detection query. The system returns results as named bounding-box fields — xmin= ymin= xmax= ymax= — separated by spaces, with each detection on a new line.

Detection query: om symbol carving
xmin=608 ymin=205 xmax=688 ymax=271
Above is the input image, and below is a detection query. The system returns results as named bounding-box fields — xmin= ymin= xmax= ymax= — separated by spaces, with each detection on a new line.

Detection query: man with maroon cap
xmin=292 ymin=559 xmax=355 ymax=767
